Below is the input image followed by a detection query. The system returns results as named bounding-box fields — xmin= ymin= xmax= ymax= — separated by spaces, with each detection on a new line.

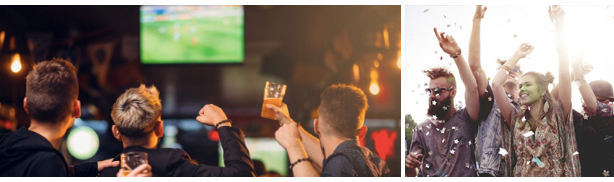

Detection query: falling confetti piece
xmin=436 ymin=128 xmax=440 ymax=131
xmin=432 ymin=100 xmax=437 ymax=105
xmin=584 ymin=114 xmax=589 ymax=120
xmin=452 ymin=126 xmax=456 ymax=130
xmin=603 ymin=108 xmax=608 ymax=113
xmin=485 ymin=89 xmax=488 ymax=93
xmin=425 ymin=83 xmax=428 ymax=86
xmin=441 ymin=128 xmax=445 ymax=134
xmin=426 ymin=131 xmax=430 ymax=136
xmin=434 ymin=50 xmax=438 ymax=54
xmin=513 ymin=34 xmax=517 ymax=38
xmin=426 ymin=124 xmax=431 ymax=129
xmin=416 ymin=102 xmax=419 ymax=104
xmin=443 ymin=15 xmax=447 ymax=18
xmin=573 ymin=151 xmax=579 ymax=155
xmin=433 ymin=115 xmax=438 ymax=120
xmin=425 ymin=163 xmax=430 ymax=168
xmin=450 ymin=149 xmax=455 ymax=154
xmin=468 ymin=141 xmax=471 ymax=145
xmin=507 ymin=19 xmax=512 ymax=22
xmin=466 ymin=163 xmax=471 ymax=168
xmin=447 ymin=24 xmax=451 ymax=28
xmin=604 ymin=170 xmax=610 ymax=177
xmin=454 ymin=139 xmax=459 ymax=144
xmin=423 ymin=9 xmax=430 ymax=13
xmin=460 ymin=25 xmax=462 ymax=30
xmin=527 ymin=161 xmax=531 ymax=165
xmin=499 ymin=148 xmax=508 ymax=156
xmin=605 ymin=135 xmax=612 ymax=140
xmin=522 ymin=117 xmax=527 ymax=123
xmin=436 ymin=93 xmax=440 ymax=98
xmin=523 ymin=131 xmax=535 ymax=137
xmin=428 ymin=151 xmax=433 ymax=155
xmin=488 ymin=97 xmax=492 ymax=101
xmin=441 ymin=56 xmax=443 ymax=60
xmin=441 ymin=139 xmax=445 ymax=143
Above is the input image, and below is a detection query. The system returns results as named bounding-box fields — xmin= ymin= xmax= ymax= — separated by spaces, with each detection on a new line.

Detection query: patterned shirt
xmin=511 ymin=101 xmax=581 ymax=177
xmin=476 ymin=85 xmax=517 ymax=177
xmin=321 ymin=139 xmax=390 ymax=177
xmin=574 ymin=102 xmax=614 ymax=177
xmin=409 ymin=108 xmax=478 ymax=177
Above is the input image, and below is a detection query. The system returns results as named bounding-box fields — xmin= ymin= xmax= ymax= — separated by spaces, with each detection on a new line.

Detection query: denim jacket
xmin=475 ymin=85 xmax=518 ymax=177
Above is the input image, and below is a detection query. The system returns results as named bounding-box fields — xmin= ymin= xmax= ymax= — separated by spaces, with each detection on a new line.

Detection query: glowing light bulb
xmin=11 ymin=54 xmax=21 ymax=73
xmin=370 ymin=82 xmax=380 ymax=95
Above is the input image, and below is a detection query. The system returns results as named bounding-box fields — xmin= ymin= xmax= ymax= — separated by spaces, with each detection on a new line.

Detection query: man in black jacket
xmin=99 ymin=85 xmax=255 ymax=177
xmin=0 ymin=59 xmax=119 ymax=177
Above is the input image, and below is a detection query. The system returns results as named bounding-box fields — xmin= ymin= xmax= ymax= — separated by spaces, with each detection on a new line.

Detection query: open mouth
xmin=519 ymin=92 xmax=529 ymax=100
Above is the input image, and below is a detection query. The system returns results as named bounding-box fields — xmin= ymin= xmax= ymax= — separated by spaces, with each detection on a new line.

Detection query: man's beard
xmin=427 ymin=97 xmax=452 ymax=120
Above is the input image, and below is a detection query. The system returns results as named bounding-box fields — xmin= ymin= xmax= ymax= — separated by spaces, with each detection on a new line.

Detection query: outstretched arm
xmin=469 ymin=5 xmax=489 ymax=98
xmin=492 ymin=44 xmax=534 ymax=127
xmin=550 ymin=5 xmax=572 ymax=118
xmin=434 ymin=28 xmax=480 ymax=121
xmin=571 ymin=50 xmax=599 ymax=113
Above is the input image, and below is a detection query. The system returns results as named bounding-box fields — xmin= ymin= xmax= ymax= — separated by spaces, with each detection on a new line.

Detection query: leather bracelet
xmin=215 ymin=119 xmax=232 ymax=129
xmin=451 ymin=50 xmax=462 ymax=58
xmin=289 ymin=157 xmax=312 ymax=169
xmin=500 ymin=64 xmax=513 ymax=72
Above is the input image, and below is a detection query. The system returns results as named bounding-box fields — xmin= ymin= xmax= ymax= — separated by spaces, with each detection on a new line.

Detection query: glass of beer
xmin=120 ymin=152 xmax=148 ymax=176
xmin=261 ymin=81 xmax=287 ymax=120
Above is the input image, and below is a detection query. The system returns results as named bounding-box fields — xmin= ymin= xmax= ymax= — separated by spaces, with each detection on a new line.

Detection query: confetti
xmin=455 ymin=139 xmax=459 ymax=144
xmin=425 ymin=163 xmax=430 ymax=168
xmin=468 ymin=141 xmax=471 ymax=145
xmin=434 ymin=50 xmax=438 ymax=54
xmin=522 ymin=117 xmax=526 ymax=123
xmin=442 ymin=139 xmax=446 ymax=143
xmin=466 ymin=163 xmax=471 ymax=168
xmin=532 ymin=157 xmax=545 ymax=168
xmin=425 ymin=83 xmax=428 ymax=86
xmin=523 ymin=131 xmax=535 ymax=137
xmin=436 ymin=93 xmax=440 ymax=98
xmin=441 ymin=56 xmax=443 ymax=60
xmin=423 ymin=9 xmax=429 ymax=13
xmin=429 ymin=151 xmax=433 ymax=155
xmin=450 ymin=149 xmax=455 ymax=155
xmin=573 ymin=151 xmax=579 ymax=156
xmin=485 ymin=89 xmax=488 ymax=93
xmin=441 ymin=128 xmax=446 ymax=134
xmin=426 ymin=124 xmax=431 ymax=129
xmin=432 ymin=100 xmax=437 ymax=105
xmin=527 ymin=161 xmax=531 ymax=165
xmin=447 ymin=24 xmax=451 ymax=27
xmin=603 ymin=108 xmax=608 ymax=113
xmin=426 ymin=131 xmax=430 ymax=136
xmin=605 ymin=135 xmax=612 ymax=141
xmin=460 ymin=25 xmax=462 ymax=30
xmin=507 ymin=19 xmax=512 ymax=22
xmin=443 ymin=15 xmax=446 ymax=18
xmin=436 ymin=128 xmax=440 ymax=131
xmin=443 ymin=106 xmax=448 ymax=110
xmin=488 ymin=97 xmax=492 ymax=101
xmin=584 ymin=114 xmax=589 ymax=120
xmin=513 ymin=34 xmax=517 ymax=38
xmin=433 ymin=115 xmax=438 ymax=120
xmin=604 ymin=170 xmax=610 ymax=177
xmin=499 ymin=148 xmax=509 ymax=156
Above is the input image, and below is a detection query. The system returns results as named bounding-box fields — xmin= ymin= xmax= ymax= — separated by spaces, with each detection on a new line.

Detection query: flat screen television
xmin=140 ymin=5 xmax=244 ymax=64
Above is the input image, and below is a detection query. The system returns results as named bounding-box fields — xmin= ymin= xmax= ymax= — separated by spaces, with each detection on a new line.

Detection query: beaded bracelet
xmin=289 ymin=157 xmax=312 ymax=169
xmin=215 ymin=119 xmax=232 ymax=129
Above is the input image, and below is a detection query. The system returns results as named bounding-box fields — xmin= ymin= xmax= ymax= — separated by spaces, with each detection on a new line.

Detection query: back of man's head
xmin=25 ymin=58 xmax=78 ymax=123
xmin=111 ymin=84 xmax=162 ymax=138
xmin=319 ymin=84 xmax=368 ymax=139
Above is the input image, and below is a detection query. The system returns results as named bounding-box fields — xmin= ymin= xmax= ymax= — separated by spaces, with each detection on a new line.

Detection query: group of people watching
xmin=0 ymin=57 xmax=390 ymax=177
xmin=406 ymin=5 xmax=613 ymax=177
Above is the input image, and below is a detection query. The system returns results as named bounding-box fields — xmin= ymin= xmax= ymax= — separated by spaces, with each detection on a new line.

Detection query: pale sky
xmin=404 ymin=5 xmax=614 ymax=123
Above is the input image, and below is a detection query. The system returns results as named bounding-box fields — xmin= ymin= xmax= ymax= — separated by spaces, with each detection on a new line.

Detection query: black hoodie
xmin=0 ymin=127 xmax=98 ymax=177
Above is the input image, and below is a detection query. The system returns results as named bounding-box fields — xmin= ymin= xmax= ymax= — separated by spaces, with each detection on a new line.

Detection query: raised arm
xmin=571 ymin=50 xmax=599 ymax=113
xmin=492 ymin=44 xmax=534 ymax=127
xmin=469 ymin=5 xmax=489 ymax=98
xmin=434 ymin=28 xmax=480 ymax=121
xmin=550 ymin=5 xmax=572 ymax=117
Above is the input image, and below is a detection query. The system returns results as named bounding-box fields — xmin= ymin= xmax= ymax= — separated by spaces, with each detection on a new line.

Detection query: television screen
xmin=218 ymin=138 xmax=288 ymax=176
xmin=140 ymin=5 xmax=244 ymax=64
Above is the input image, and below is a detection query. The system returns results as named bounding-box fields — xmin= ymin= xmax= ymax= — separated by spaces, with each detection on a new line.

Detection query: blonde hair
xmin=111 ymin=84 xmax=162 ymax=136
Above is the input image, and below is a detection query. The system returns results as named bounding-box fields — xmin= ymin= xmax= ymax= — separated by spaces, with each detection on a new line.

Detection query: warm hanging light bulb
xmin=370 ymin=82 xmax=380 ymax=95
xmin=11 ymin=53 xmax=21 ymax=73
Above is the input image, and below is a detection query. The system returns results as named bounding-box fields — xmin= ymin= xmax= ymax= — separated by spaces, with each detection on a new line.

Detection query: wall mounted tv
xmin=140 ymin=5 xmax=244 ymax=64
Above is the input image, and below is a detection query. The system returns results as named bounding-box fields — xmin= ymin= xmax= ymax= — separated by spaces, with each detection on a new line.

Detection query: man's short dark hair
xmin=422 ymin=67 xmax=456 ymax=87
xmin=319 ymin=84 xmax=368 ymax=138
xmin=25 ymin=58 xmax=78 ymax=123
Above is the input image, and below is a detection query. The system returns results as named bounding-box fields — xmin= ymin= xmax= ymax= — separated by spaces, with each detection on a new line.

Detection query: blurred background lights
xmin=67 ymin=126 xmax=99 ymax=160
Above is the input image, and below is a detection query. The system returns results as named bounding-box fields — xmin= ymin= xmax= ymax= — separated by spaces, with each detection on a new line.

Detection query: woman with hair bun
xmin=491 ymin=6 xmax=581 ymax=177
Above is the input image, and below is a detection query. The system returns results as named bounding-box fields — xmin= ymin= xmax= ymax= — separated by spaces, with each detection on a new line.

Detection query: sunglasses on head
xmin=425 ymin=86 xmax=455 ymax=95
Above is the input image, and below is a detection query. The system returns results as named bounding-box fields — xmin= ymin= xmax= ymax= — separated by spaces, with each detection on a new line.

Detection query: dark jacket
xmin=321 ymin=140 xmax=390 ymax=177
xmin=99 ymin=126 xmax=255 ymax=177
xmin=0 ymin=127 xmax=98 ymax=177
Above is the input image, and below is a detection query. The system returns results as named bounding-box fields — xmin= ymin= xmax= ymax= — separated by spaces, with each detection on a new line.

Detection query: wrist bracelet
xmin=500 ymin=64 xmax=513 ymax=72
xmin=451 ymin=50 xmax=462 ymax=58
xmin=215 ymin=119 xmax=232 ymax=129
xmin=289 ymin=157 xmax=312 ymax=169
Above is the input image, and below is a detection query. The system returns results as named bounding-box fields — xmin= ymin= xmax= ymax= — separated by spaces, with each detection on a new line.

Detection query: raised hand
xmin=434 ymin=28 xmax=461 ymax=56
xmin=266 ymin=103 xmax=296 ymax=125
xmin=274 ymin=122 xmax=302 ymax=150
xmin=196 ymin=104 xmax=229 ymax=127
xmin=474 ymin=5 xmax=487 ymax=19
xmin=514 ymin=43 xmax=535 ymax=59
xmin=548 ymin=5 xmax=565 ymax=26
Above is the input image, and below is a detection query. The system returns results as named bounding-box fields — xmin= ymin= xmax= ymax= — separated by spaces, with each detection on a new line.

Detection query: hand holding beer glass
xmin=120 ymin=152 xmax=149 ymax=177
xmin=261 ymin=81 xmax=287 ymax=120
